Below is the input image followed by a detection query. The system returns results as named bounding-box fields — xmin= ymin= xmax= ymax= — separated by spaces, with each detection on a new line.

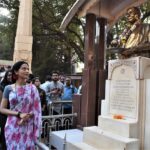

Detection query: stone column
xmin=13 ymin=0 xmax=33 ymax=71
xmin=81 ymin=13 xmax=97 ymax=127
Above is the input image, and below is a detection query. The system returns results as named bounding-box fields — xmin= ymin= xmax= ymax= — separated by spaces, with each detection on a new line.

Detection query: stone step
xmin=83 ymin=126 xmax=139 ymax=150
xmin=66 ymin=142 xmax=100 ymax=150
xmin=98 ymin=115 xmax=138 ymax=138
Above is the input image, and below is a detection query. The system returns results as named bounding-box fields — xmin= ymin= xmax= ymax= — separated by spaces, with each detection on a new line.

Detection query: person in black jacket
xmin=0 ymin=70 xmax=12 ymax=150
xmin=32 ymin=77 xmax=48 ymax=115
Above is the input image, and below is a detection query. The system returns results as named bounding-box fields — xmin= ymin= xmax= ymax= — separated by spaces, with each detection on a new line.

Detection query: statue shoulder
xmin=134 ymin=23 xmax=150 ymax=34
xmin=141 ymin=23 xmax=150 ymax=30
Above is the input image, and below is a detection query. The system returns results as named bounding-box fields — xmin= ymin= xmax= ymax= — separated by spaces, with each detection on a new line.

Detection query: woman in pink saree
xmin=0 ymin=61 xmax=41 ymax=150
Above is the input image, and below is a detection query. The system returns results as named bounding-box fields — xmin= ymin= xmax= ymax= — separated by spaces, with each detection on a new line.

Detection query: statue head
xmin=126 ymin=7 xmax=141 ymax=24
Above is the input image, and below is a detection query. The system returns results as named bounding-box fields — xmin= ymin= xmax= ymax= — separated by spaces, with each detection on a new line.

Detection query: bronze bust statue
xmin=111 ymin=7 xmax=150 ymax=53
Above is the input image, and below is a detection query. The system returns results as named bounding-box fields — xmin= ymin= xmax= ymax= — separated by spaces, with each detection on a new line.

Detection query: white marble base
xmin=144 ymin=79 xmax=150 ymax=149
xmin=83 ymin=126 xmax=139 ymax=150
xmin=101 ymin=99 xmax=108 ymax=116
xmin=98 ymin=116 xmax=138 ymax=138
xmin=66 ymin=57 xmax=150 ymax=150
xmin=101 ymin=80 xmax=110 ymax=116
xmin=50 ymin=129 xmax=83 ymax=150
xmin=66 ymin=142 xmax=99 ymax=150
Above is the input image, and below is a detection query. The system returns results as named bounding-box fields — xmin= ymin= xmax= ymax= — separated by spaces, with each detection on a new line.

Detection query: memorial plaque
xmin=109 ymin=65 xmax=137 ymax=118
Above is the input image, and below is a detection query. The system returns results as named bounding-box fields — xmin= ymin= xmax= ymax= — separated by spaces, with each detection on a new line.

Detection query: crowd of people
xmin=0 ymin=60 xmax=82 ymax=150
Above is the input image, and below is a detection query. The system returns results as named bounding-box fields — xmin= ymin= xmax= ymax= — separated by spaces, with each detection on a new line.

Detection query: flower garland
xmin=118 ymin=20 xmax=141 ymax=48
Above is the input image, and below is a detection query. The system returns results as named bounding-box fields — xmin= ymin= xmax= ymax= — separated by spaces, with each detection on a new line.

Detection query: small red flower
xmin=113 ymin=114 xmax=124 ymax=119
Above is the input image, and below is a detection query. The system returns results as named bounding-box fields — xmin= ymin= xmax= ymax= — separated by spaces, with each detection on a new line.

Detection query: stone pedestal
xmin=67 ymin=57 xmax=150 ymax=150
xmin=13 ymin=0 xmax=33 ymax=71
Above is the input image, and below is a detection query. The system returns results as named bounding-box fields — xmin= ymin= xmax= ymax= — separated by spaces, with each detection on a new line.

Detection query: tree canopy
xmin=32 ymin=0 xmax=84 ymax=78
xmin=0 ymin=0 xmax=84 ymax=80
xmin=0 ymin=0 xmax=150 ymax=79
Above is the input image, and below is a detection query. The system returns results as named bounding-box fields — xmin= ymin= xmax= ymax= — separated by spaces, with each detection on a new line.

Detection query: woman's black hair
xmin=32 ymin=76 xmax=40 ymax=84
xmin=12 ymin=61 xmax=29 ymax=83
xmin=1 ymin=69 xmax=12 ymax=86
xmin=26 ymin=73 xmax=34 ymax=84
xmin=45 ymin=75 xmax=51 ymax=82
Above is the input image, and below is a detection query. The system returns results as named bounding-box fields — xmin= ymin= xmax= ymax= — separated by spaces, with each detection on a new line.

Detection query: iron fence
xmin=48 ymin=100 xmax=72 ymax=115
xmin=35 ymin=141 xmax=49 ymax=150
xmin=36 ymin=100 xmax=77 ymax=150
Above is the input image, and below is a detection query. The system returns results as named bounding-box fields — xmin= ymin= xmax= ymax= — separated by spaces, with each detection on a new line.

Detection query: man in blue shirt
xmin=62 ymin=77 xmax=77 ymax=113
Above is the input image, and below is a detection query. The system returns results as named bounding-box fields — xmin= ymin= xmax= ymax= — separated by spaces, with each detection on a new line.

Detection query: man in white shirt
xmin=40 ymin=75 xmax=51 ymax=102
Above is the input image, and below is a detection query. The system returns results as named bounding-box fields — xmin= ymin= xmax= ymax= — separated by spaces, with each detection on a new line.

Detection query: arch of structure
xmin=60 ymin=0 xmax=147 ymax=31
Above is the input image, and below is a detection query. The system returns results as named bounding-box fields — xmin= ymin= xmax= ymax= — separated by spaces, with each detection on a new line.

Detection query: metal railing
xmin=36 ymin=100 xmax=77 ymax=150
xmin=35 ymin=141 xmax=49 ymax=150
xmin=48 ymin=100 xmax=72 ymax=115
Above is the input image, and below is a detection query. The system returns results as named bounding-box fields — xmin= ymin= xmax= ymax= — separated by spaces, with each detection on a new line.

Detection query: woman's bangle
xmin=17 ymin=111 xmax=22 ymax=118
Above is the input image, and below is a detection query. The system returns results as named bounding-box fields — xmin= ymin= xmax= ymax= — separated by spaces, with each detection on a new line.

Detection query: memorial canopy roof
xmin=60 ymin=0 xmax=147 ymax=31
